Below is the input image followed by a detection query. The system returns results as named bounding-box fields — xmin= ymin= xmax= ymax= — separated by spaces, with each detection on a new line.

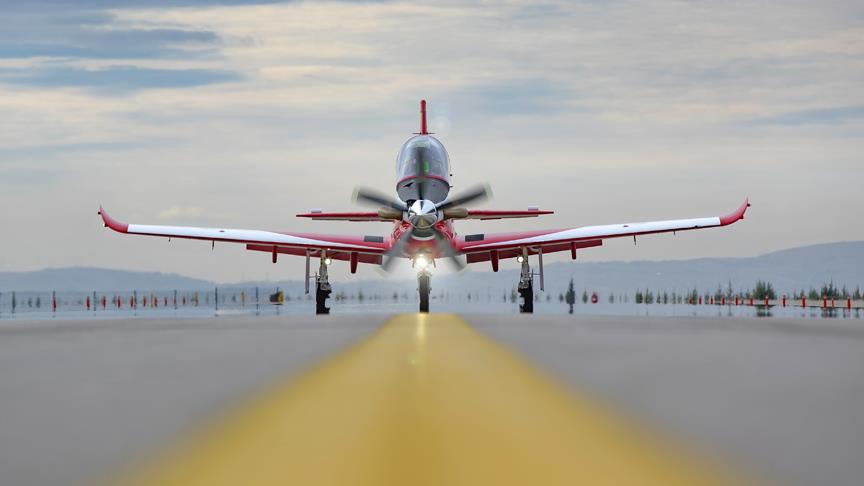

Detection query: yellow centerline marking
xmin=117 ymin=314 xmax=731 ymax=485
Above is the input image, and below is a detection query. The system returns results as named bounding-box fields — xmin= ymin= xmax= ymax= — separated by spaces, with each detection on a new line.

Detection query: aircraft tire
xmin=519 ymin=281 xmax=534 ymax=314
xmin=418 ymin=274 xmax=430 ymax=313
xmin=316 ymin=283 xmax=331 ymax=315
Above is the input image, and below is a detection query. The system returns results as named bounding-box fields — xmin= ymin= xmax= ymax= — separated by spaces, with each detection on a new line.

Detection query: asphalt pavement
xmin=0 ymin=314 xmax=861 ymax=485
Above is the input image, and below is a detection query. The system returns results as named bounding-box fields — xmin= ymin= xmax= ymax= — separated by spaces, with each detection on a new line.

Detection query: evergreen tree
xmin=752 ymin=280 xmax=776 ymax=300
xmin=581 ymin=289 xmax=589 ymax=304
xmin=565 ymin=278 xmax=576 ymax=314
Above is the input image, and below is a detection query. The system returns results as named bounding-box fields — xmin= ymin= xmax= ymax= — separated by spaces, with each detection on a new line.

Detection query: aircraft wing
xmin=98 ymin=207 xmax=388 ymax=264
xmin=457 ymin=199 xmax=749 ymax=264
xmin=461 ymin=209 xmax=554 ymax=220
xmin=295 ymin=211 xmax=393 ymax=222
xmin=294 ymin=209 xmax=554 ymax=222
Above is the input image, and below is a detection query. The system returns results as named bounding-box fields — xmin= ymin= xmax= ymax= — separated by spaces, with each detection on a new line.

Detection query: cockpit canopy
xmin=396 ymin=135 xmax=450 ymax=182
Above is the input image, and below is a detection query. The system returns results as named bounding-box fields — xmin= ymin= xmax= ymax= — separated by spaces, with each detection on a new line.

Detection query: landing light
xmin=517 ymin=256 xmax=525 ymax=263
xmin=415 ymin=255 xmax=429 ymax=269
xmin=324 ymin=257 xmax=332 ymax=265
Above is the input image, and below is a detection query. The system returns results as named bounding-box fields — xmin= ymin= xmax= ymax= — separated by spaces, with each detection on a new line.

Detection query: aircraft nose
xmin=409 ymin=199 xmax=438 ymax=229
xmin=410 ymin=199 xmax=436 ymax=216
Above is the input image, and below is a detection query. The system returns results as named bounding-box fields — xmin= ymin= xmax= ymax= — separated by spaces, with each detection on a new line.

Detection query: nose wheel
xmin=418 ymin=270 xmax=431 ymax=313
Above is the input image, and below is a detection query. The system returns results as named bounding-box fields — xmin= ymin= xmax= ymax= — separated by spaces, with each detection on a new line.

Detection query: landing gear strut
xmin=518 ymin=248 xmax=534 ymax=314
xmin=316 ymin=255 xmax=331 ymax=315
xmin=418 ymin=270 xmax=431 ymax=313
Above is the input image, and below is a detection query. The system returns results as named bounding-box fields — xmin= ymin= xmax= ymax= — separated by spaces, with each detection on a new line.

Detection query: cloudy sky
xmin=1 ymin=0 xmax=862 ymax=282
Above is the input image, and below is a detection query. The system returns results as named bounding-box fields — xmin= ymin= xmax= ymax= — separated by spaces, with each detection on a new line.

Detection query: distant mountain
xmin=1 ymin=242 xmax=862 ymax=295
xmin=437 ymin=241 xmax=864 ymax=297
xmin=0 ymin=267 xmax=212 ymax=292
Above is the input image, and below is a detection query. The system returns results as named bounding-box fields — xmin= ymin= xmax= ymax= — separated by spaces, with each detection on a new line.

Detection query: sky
xmin=0 ymin=0 xmax=862 ymax=283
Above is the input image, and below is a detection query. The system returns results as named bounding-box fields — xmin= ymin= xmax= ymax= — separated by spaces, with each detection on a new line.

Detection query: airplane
xmin=99 ymin=100 xmax=750 ymax=314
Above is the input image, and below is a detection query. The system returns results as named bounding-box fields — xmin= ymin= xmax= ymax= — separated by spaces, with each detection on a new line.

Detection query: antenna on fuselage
xmin=415 ymin=99 xmax=433 ymax=135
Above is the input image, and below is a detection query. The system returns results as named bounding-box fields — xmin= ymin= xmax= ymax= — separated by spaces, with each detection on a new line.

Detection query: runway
xmin=1 ymin=314 xmax=862 ymax=486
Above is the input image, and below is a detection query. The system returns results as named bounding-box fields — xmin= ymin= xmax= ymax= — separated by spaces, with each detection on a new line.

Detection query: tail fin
xmin=418 ymin=99 xmax=429 ymax=135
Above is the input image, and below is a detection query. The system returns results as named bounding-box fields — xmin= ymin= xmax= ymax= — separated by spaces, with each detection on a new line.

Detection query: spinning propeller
xmin=353 ymin=183 xmax=492 ymax=271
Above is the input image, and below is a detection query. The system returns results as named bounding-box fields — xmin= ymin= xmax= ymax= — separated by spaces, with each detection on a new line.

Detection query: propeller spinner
xmin=352 ymin=184 xmax=492 ymax=271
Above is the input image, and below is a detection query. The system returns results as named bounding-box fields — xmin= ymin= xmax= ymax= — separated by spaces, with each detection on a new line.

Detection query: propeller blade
xmin=432 ymin=230 xmax=466 ymax=271
xmin=353 ymin=187 xmax=408 ymax=212
xmin=441 ymin=207 xmax=469 ymax=220
xmin=435 ymin=183 xmax=492 ymax=211
xmin=377 ymin=208 xmax=403 ymax=220
xmin=381 ymin=227 xmax=413 ymax=272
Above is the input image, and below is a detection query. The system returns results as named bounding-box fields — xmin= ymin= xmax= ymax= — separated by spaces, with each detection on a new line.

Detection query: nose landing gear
xmin=418 ymin=270 xmax=431 ymax=313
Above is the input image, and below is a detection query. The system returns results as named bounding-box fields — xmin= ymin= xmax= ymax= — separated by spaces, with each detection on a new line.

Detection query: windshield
xmin=396 ymin=136 xmax=450 ymax=181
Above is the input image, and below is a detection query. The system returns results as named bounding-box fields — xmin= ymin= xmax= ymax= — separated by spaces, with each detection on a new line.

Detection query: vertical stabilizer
xmin=420 ymin=99 xmax=428 ymax=135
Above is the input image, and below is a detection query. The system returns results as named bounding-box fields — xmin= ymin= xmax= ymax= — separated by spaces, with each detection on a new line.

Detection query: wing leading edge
xmin=458 ymin=199 xmax=750 ymax=262
xmin=98 ymin=207 xmax=388 ymax=260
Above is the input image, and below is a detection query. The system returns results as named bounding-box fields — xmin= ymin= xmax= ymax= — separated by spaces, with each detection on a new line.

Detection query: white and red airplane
xmin=99 ymin=100 xmax=749 ymax=314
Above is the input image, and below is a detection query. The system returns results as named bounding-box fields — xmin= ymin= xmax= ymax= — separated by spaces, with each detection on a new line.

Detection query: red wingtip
xmin=719 ymin=198 xmax=750 ymax=226
xmin=420 ymin=99 xmax=428 ymax=135
xmin=98 ymin=206 xmax=129 ymax=233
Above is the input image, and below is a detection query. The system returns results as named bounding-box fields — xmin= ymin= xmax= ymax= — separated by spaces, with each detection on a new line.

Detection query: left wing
xmin=98 ymin=207 xmax=388 ymax=265
xmin=458 ymin=199 xmax=750 ymax=264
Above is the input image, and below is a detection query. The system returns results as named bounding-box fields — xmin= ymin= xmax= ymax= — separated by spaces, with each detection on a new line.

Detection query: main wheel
xmin=316 ymin=283 xmax=331 ymax=315
xmin=418 ymin=274 xmax=430 ymax=313
xmin=519 ymin=281 xmax=534 ymax=314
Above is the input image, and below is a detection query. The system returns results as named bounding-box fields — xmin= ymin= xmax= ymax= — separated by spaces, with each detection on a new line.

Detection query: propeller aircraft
xmin=99 ymin=100 xmax=749 ymax=314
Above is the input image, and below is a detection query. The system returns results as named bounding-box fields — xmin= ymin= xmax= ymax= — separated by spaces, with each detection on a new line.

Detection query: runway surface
xmin=1 ymin=314 xmax=862 ymax=485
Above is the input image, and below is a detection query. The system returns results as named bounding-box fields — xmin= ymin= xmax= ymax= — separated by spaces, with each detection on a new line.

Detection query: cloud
xmin=0 ymin=8 xmax=226 ymax=60
xmin=452 ymin=79 xmax=572 ymax=116
xmin=0 ymin=0 xmax=863 ymax=282
xmin=158 ymin=206 xmax=204 ymax=220
xmin=0 ymin=65 xmax=242 ymax=92
xmin=749 ymin=106 xmax=864 ymax=125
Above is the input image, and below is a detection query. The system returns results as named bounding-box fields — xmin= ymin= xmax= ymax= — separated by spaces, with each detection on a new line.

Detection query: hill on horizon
xmin=1 ymin=242 xmax=861 ymax=295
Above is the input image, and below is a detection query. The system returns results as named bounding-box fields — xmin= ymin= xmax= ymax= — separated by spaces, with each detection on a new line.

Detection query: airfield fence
xmin=0 ymin=287 xmax=310 ymax=319
xmin=1 ymin=288 xmax=862 ymax=320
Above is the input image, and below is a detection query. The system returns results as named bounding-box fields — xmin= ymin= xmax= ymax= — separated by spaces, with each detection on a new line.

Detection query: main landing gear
xmin=517 ymin=247 xmax=544 ymax=314
xmin=417 ymin=270 xmax=431 ymax=313
xmin=518 ymin=253 xmax=533 ymax=314
xmin=315 ymin=253 xmax=331 ymax=315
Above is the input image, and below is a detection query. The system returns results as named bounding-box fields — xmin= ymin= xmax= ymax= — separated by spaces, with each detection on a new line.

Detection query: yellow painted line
xmin=116 ymin=314 xmax=733 ymax=486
